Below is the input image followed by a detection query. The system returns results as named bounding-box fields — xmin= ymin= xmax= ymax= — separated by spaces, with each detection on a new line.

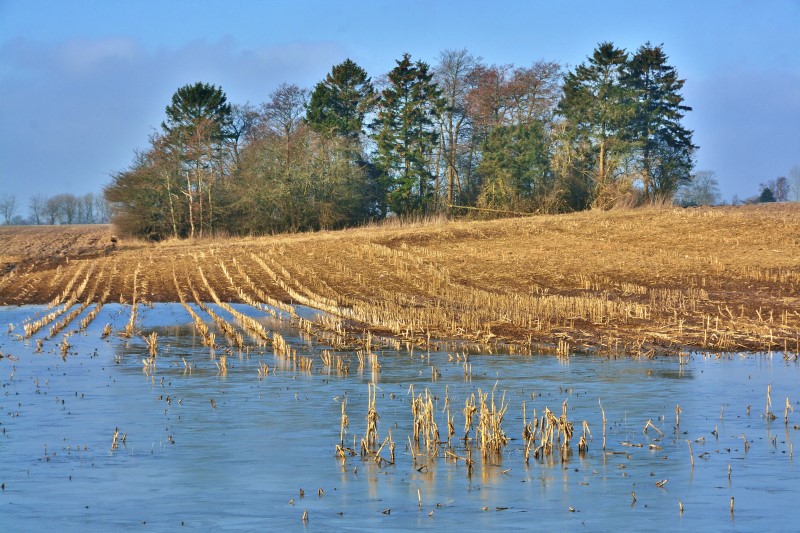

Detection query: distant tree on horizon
xmin=790 ymin=165 xmax=800 ymax=202
xmin=0 ymin=193 xmax=17 ymax=224
xmin=675 ymin=170 xmax=720 ymax=206
xmin=759 ymin=187 xmax=776 ymax=203
xmin=3 ymin=192 xmax=110 ymax=226
xmin=28 ymin=194 xmax=46 ymax=225
xmin=772 ymin=176 xmax=789 ymax=202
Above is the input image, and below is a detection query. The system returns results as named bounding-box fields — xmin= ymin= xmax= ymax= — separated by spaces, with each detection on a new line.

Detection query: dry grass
xmin=2 ymin=204 xmax=800 ymax=355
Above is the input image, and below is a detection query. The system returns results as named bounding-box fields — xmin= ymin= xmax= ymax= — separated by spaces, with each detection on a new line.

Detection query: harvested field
xmin=1 ymin=203 xmax=799 ymax=355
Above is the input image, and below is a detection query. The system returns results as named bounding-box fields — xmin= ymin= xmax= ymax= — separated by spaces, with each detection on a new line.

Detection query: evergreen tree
xmin=476 ymin=121 xmax=553 ymax=211
xmin=558 ymin=43 xmax=636 ymax=208
xmin=162 ymin=82 xmax=232 ymax=141
xmin=372 ymin=53 xmax=444 ymax=216
xmin=306 ymin=59 xmax=374 ymax=142
xmin=161 ymin=82 xmax=233 ymax=237
xmin=625 ymin=43 xmax=695 ymax=200
xmin=305 ymin=60 xmax=380 ymax=216
xmin=759 ymin=187 xmax=776 ymax=203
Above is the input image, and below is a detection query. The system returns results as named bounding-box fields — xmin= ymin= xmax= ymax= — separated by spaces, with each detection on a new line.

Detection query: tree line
xmin=0 ymin=192 xmax=111 ymax=226
xmin=673 ymin=170 xmax=799 ymax=207
xmin=105 ymin=42 xmax=699 ymax=239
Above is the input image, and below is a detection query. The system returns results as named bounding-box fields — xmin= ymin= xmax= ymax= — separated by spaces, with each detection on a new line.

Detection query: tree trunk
xmin=165 ymin=170 xmax=179 ymax=239
xmin=185 ymin=170 xmax=195 ymax=239
xmin=196 ymin=164 xmax=204 ymax=238
xmin=597 ymin=139 xmax=606 ymax=207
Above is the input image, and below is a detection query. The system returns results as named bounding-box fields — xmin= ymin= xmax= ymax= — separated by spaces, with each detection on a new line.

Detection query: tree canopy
xmin=558 ymin=43 xmax=695 ymax=208
xmin=306 ymin=59 xmax=375 ymax=142
xmin=104 ymin=43 xmax=701 ymax=239
xmin=372 ymin=53 xmax=444 ymax=216
xmin=162 ymin=82 xmax=232 ymax=141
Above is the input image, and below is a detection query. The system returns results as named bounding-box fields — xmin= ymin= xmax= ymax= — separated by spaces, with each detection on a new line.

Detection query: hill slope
xmin=2 ymin=204 xmax=799 ymax=355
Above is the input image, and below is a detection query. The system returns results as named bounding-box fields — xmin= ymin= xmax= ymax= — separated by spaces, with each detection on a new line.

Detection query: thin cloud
xmin=58 ymin=37 xmax=140 ymax=74
xmin=0 ymin=36 xmax=347 ymax=203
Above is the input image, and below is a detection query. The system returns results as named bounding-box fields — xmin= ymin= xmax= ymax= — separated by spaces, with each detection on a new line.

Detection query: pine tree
xmin=759 ymin=187 xmax=776 ymax=203
xmin=372 ymin=53 xmax=444 ymax=216
xmin=161 ymin=82 xmax=233 ymax=237
xmin=476 ymin=121 xmax=553 ymax=211
xmin=625 ymin=43 xmax=696 ymax=200
xmin=306 ymin=59 xmax=374 ymax=142
xmin=162 ymin=82 xmax=232 ymax=142
xmin=558 ymin=43 xmax=636 ymax=208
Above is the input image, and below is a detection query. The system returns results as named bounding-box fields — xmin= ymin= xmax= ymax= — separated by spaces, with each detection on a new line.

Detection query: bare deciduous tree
xmin=506 ymin=61 xmax=562 ymax=124
xmin=43 ymin=196 xmax=60 ymax=224
xmin=466 ymin=64 xmax=515 ymax=131
xmin=60 ymin=194 xmax=79 ymax=224
xmin=94 ymin=194 xmax=112 ymax=223
xmin=0 ymin=193 xmax=17 ymax=224
xmin=79 ymin=193 xmax=95 ymax=223
xmin=434 ymin=48 xmax=483 ymax=206
xmin=760 ymin=177 xmax=790 ymax=202
xmin=773 ymin=176 xmax=790 ymax=202
xmin=261 ymin=83 xmax=309 ymax=167
xmin=229 ymin=102 xmax=259 ymax=167
xmin=676 ymin=170 xmax=720 ymax=206
xmin=29 ymin=194 xmax=47 ymax=225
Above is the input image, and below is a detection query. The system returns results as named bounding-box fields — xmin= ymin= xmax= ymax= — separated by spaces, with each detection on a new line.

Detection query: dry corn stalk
xmin=362 ymin=383 xmax=379 ymax=454
xmin=145 ymin=332 xmax=158 ymax=357
xmin=476 ymin=387 xmax=509 ymax=459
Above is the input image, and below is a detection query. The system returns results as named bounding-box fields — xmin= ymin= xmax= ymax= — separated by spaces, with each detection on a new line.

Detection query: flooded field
xmin=1 ymin=303 xmax=799 ymax=531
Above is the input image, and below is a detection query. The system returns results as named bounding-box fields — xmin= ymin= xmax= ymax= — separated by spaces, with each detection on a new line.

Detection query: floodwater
xmin=1 ymin=303 xmax=798 ymax=531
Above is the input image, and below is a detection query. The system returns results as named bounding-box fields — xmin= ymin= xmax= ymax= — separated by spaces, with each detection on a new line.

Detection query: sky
xmin=1 ymin=0 xmax=799 ymax=210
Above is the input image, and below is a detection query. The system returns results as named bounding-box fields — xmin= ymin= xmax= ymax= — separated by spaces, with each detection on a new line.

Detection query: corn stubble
xmin=2 ymin=204 xmax=799 ymax=355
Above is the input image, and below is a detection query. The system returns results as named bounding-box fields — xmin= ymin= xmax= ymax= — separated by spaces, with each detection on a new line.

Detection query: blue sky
xmin=1 ymin=0 xmax=798 ymax=207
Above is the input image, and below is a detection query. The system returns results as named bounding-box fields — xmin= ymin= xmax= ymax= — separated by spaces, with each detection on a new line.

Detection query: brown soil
xmin=2 ymin=204 xmax=799 ymax=355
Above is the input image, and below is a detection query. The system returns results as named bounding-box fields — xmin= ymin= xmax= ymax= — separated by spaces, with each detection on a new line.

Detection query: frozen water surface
xmin=1 ymin=304 xmax=798 ymax=531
